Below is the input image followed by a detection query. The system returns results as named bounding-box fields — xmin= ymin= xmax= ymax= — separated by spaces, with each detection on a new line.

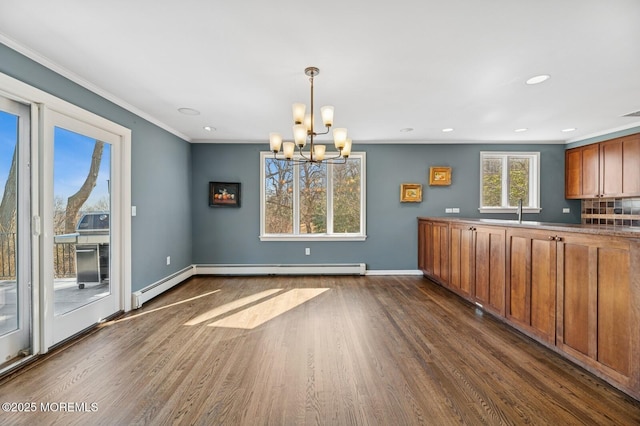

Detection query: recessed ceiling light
xmin=178 ymin=107 xmax=200 ymax=116
xmin=204 ymin=126 xmax=216 ymax=132
xmin=525 ymin=74 xmax=550 ymax=85
xmin=400 ymin=127 xmax=414 ymax=133
xmin=442 ymin=128 xmax=454 ymax=132
xmin=562 ymin=128 xmax=577 ymax=132
xmin=515 ymin=128 xmax=528 ymax=132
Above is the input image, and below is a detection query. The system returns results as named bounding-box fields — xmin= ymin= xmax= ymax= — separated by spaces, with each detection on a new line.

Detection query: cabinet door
xmin=423 ymin=221 xmax=434 ymax=276
xmin=418 ymin=220 xmax=427 ymax=273
xmin=565 ymin=148 xmax=583 ymax=199
xmin=557 ymin=233 xmax=631 ymax=377
xmin=506 ymin=229 xmax=557 ymax=343
xmin=600 ymin=139 xmax=624 ymax=197
xmin=622 ymin=134 xmax=640 ymax=196
xmin=449 ymin=223 xmax=474 ymax=298
xmin=431 ymin=222 xmax=450 ymax=285
xmin=581 ymin=144 xmax=600 ymax=198
xmin=473 ymin=226 xmax=505 ymax=316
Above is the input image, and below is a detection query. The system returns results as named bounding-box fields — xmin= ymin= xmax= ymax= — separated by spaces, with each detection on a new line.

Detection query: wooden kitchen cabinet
xmin=556 ymin=232 xmax=632 ymax=379
xmin=565 ymin=133 xmax=640 ymax=199
xmin=473 ymin=225 xmax=506 ymax=316
xmin=565 ymin=143 xmax=599 ymax=199
xmin=419 ymin=217 xmax=640 ymax=400
xmin=600 ymin=139 xmax=624 ymax=196
xmin=418 ymin=219 xmax=449 ymax=285
xmin=621 ymin=134 xmax=640 ymax=195
xmin=506 ymin=228 xmax=557 ymax=344
xmin=449 ymin=223 xmax=506 ymax=315
xmin=449 ymin=223 xmax=474 ymax=298
xmin=418 ymin=219 xmax=429 ymax=274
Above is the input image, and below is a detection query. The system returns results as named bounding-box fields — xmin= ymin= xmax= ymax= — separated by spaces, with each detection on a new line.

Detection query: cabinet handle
xmin=555 ymin=236 xmax=563 ymax=242
xmin=549 ymin=236 xmax=556 ymax=241
xmin=468 ymin=226 xmax=474 ymax=231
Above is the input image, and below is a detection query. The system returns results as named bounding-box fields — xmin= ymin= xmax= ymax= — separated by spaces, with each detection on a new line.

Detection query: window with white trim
xmin=479 ymin=151 xmax=541 ymax=213
xmin=260 ymin=152 xmax=366 ymax=241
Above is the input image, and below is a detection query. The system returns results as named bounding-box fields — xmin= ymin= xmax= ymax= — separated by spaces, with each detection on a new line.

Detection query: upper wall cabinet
xmin=565 ymin=133 xmax=640 ymax=199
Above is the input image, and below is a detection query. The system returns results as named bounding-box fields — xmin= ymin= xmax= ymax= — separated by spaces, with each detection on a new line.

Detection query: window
xmin=479 ymin=151 xmax=541 ymax=213
xmin=260 ymin=152 xmax=366 ymax=241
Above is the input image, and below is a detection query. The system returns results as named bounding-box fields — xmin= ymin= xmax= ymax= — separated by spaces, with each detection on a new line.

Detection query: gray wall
xmin=191 ymin=143 xmax=580 ymax=271
xmin=0 ymin=43 xmax=192 ymax=291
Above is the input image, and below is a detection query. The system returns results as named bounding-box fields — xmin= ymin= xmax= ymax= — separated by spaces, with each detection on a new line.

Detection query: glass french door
xmin=43 ymin=109 xmax=121 ymax=347
xmin=0 ymin=96 xmax=31 ymax=363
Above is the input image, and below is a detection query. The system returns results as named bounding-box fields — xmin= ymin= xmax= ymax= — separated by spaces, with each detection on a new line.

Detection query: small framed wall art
xmin=429 ymin=167 xmax=452 ymax=186
xmin=400 ymin=183 xmax=423 ymax=203
xmin=209 ymin=182 xmax=241 ymax=207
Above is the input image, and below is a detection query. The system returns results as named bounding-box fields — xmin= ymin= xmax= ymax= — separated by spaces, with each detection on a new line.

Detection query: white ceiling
xmin=1 ymin=0 xmax=639 ymax=144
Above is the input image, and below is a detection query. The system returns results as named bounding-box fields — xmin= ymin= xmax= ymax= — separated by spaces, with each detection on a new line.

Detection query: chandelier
xmin=269 ymin=67 xmax=352 ymax=163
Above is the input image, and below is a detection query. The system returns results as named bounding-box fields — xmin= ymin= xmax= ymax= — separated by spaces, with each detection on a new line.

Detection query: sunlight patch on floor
xmin=207 ymin=288 xmax=330 ymax=329
xmin=184 ymin=289 xmax=283 ymax=326
xmin=106 ymin=289 xmax=222 ymax=325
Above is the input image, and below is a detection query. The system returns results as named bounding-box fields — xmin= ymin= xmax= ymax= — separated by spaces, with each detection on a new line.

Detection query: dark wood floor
xmin=1 ymin=275 xmax=639 ymax=425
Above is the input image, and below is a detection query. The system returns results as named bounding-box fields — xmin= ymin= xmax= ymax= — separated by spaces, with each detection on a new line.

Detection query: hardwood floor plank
xmin=1 ymin=275 xmax=639 ymax=425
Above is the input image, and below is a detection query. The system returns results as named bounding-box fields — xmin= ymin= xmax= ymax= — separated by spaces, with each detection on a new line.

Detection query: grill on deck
xmin=54 ymin=212 xmax=109 ymax=289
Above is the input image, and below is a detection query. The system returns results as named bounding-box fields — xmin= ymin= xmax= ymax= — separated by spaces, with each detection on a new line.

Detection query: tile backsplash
xmin=582 ymin=197 xmax=640 ymax=227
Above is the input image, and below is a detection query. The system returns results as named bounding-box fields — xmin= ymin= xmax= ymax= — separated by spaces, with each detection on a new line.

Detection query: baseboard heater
xmin=195 ymin=263 xmax=366 ymax=276
xmin=132 ymin=263 xmax=365 ymax=309
xmin=131 ymin=265 xmax=195 ymax=309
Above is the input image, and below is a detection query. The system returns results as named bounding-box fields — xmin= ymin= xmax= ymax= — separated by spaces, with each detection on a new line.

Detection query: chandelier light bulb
xmin=304 ymin=113 xmax=315 ymax=132
xmin=292 ymin=103 xmax=305 ymax=124
xmin=342 ymin=139 xmax=352 ymax=158
xmin=269 ymin=133 xmax=282 ymax=153
xmin=333 ymin=128 xmax=348 ymax=149
xmin=321 ymin=106 xmax=334 ymax=127
xmin=283 ymin=142 xmax=295 ymax=159
xmin=293 ymin=124 xmax=307 ymax=147
xmin=313 ymin=144 xmax=326 ymax=161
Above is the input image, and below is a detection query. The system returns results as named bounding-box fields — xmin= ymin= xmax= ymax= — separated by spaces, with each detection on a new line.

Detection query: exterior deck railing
xmin=0 ymin=232 xmax=77 ymax=280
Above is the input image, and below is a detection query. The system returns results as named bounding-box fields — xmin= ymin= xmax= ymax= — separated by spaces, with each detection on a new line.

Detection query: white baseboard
xmin=365 ymin=269 xmax=423 ymax=276
xmin=132 ymin=264 xmax=424 ymax=309
xmin=195 ymin=263 xmax=366 ymax=276
xmin=131 ymin=265 xmax=195 ymax=309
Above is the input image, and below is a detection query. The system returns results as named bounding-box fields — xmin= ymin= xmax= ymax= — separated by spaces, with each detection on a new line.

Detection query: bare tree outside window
xmin=333 ymin=159 xmax=361 ymax=233
xmin=264 ymin=158 xmax=293 ymax=234
xmin=262 ymin=153 xmax=365 ymax=238
xmin=299 ymin=162 xmax=326 ymax=234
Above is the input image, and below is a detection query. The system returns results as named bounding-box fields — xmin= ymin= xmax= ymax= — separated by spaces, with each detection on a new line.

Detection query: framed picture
xmin=429 ymin=167 xmax=452 ymax=186
xmin=400 ymin=183 xmax=422 ymax=203
xmin=209 ymin=182 xmax=241 ymax=207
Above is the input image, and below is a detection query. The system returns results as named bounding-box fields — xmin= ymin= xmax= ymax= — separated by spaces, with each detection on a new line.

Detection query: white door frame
xmin=42 ymin=107 xmax=125 ymax=347
xmin=0 ymin=71 xmax=131 ymax=356
xmin=0 ymin=95 xmax=31 ymax=362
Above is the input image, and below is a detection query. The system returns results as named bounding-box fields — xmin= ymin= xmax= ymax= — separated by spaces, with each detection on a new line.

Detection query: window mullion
xmin=293 ymin=162 xmax=300 ymax=234
xmin=327 ymin=163 xmax=333 ymax=234
xmin=502 ymin=155 xmax=510 ymax=208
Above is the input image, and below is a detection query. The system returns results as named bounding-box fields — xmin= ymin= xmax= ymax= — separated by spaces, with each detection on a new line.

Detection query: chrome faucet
xmin=517 ymin=199 xmax=523 ymax=223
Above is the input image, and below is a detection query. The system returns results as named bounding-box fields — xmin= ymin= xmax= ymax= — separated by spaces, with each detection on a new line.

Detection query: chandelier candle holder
xmin=269 ymin=67 xmax=352 ymax=163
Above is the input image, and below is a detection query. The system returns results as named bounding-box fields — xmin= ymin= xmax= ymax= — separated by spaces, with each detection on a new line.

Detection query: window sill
xmin=259 ymin=234 xmax=367 ymax=242
xmin=478 ymin=207 xmax=542 ymax=214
